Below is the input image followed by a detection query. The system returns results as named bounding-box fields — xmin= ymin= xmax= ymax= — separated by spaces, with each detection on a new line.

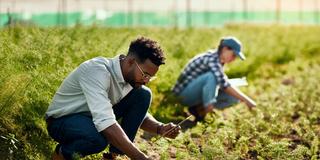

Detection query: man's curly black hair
xmin=128 ymin=37 xmax=165 ymax=66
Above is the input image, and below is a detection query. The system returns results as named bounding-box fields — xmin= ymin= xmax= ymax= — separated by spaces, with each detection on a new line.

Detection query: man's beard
xmin=127 ymin=71 xmax=145 ymax=88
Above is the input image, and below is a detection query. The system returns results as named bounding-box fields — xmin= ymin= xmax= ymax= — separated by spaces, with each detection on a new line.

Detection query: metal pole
xmin=230 ymin=0 xmax=235 ymax=22
xmin=243 ymin=0 xmax=248 ymax=21
xmin=10 ymin=0 xmax=16 ymax=25
xmin=12 ymin=0 xmax=16 ymax=13
xmin=57 ymin=0 xmax=61 ymax=25
xmin=127 ymin=0 xmax=133 ymax=26
xmin=316 ymin=0 xmax=320 ymax=24
xmin=76 ymin=0 xmax=80 ymax=25
xmin=0 ymin=0 xmax=2 ymax=26
xmin=62 ymin=0 xmax=67 ymax=25
xmin=186 ymin=0 xmax=191 ymax=27
xmin=104 ymin=0 xmax=108 ymax=26
xmin=276 ymin=0 xmax=281 ymax=24
xmin=204 ymin=0 xmax=211 ymax=26
xmin=299 ymin=0 xmax=303 ymax=24
xmin=174 ymin=0 xmax=178 ymax=27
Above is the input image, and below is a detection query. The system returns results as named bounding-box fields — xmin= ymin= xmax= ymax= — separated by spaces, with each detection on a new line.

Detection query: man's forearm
xmin=102 ymin=123 xmax=148 ymax=160
xmin=224 ymin=86 xmax=251 ymax=103
xmin=140 ymin=113 xmax=162 ymax=134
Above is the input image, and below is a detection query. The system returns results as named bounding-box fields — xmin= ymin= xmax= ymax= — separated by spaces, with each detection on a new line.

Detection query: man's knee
xmin=136 ymin=86 xmax=152 ymax=99
xmin=90 ymin=136 xmax=108 ymax=153
xmin=204 ymin=72 xmax=216 ymax=83
xmin=134 ymin=86 xmax=152 ymax=105
xmin=81 ymin=135 xmax=108 ymax=154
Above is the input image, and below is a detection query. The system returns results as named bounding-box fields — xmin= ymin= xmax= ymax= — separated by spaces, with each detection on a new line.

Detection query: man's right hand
xmin=102 ymin=123 xmax=150 ymax=160
xmin=159 ymin=123 xmax=181 ymax=139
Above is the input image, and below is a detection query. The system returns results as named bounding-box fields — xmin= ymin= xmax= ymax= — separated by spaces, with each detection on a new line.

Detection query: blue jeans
xmin=47 ymin=86 xmax=151 ymax=159
xmin=178 ymin=72 xmax=239 ymax=109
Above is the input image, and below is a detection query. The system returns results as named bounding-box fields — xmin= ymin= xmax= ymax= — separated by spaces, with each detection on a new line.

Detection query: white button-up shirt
xmin=46 ymin=55 xmax=133 ymax=132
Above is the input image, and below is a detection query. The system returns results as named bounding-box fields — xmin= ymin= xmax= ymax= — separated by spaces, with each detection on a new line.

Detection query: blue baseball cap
xmin=221 ymin=36 xmax=246 ymax=60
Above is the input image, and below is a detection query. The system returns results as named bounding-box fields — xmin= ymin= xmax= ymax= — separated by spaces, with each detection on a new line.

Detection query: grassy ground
xmin=0 ymin=24 xmax=320 ymax=159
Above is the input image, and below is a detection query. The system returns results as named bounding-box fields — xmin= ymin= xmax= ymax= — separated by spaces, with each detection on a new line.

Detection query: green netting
xmin=1 ymin=11 xmax=319 ymax=27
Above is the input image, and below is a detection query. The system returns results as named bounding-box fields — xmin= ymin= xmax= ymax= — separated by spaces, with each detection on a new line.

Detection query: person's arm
xmin=224 ymin=86 xmax=256 ymax=109
xmin=101 ymin=123 xmax=149 ymax=160
xmin=208 ymin=56 xmax=256 ymax=109
xmin=140 ymin=113 xmax=180 ymax=139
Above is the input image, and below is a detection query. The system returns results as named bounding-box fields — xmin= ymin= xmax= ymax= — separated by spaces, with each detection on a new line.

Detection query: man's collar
xmin=112 ymin=55 xmax=126 ymax=84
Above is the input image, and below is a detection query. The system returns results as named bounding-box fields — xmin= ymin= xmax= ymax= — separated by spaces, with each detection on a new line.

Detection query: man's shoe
xmin=52 ymin=144 xmax=64 ymax=160
xmin=52 ymin=152 xmax=65 ymax=160
xmin=102 ymin=152 xmax=118 ymax=160
xmin=188 ymin=106 xmax=205 ymax=122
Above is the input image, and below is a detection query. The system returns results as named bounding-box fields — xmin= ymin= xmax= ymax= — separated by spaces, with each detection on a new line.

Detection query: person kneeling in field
xmin=172 ymin=36 xmax=256 ymax=122
xmin=45 ymin=37 xmax=181 ymax=160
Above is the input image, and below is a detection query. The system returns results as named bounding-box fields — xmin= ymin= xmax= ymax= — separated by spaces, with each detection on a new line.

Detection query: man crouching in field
xmin=45 ymin=37 xmax=181 ymax=160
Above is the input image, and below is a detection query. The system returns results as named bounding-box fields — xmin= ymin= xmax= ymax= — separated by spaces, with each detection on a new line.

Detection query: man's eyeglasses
xmin=134 ymin=61 xmax=156 ymax=81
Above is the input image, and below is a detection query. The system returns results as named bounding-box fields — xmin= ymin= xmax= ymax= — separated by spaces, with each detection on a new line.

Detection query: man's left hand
xmin=159 ymin=123 xmax=181 ymax=139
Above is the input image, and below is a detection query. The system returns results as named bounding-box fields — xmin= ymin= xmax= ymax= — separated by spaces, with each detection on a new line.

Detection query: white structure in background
xmin=0 ymin=0 xmax=319 ymax=26
xmin=0 ymin=0 xmax=318 ymax=14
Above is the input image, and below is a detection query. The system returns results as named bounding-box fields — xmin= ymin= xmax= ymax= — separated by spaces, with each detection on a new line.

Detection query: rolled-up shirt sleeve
xmin=79 ymin=65 xmax=117 ymax=132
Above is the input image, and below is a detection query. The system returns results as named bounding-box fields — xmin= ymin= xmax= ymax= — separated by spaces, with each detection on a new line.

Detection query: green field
xmin=0 ymin=24 xmax=320 ymax=159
